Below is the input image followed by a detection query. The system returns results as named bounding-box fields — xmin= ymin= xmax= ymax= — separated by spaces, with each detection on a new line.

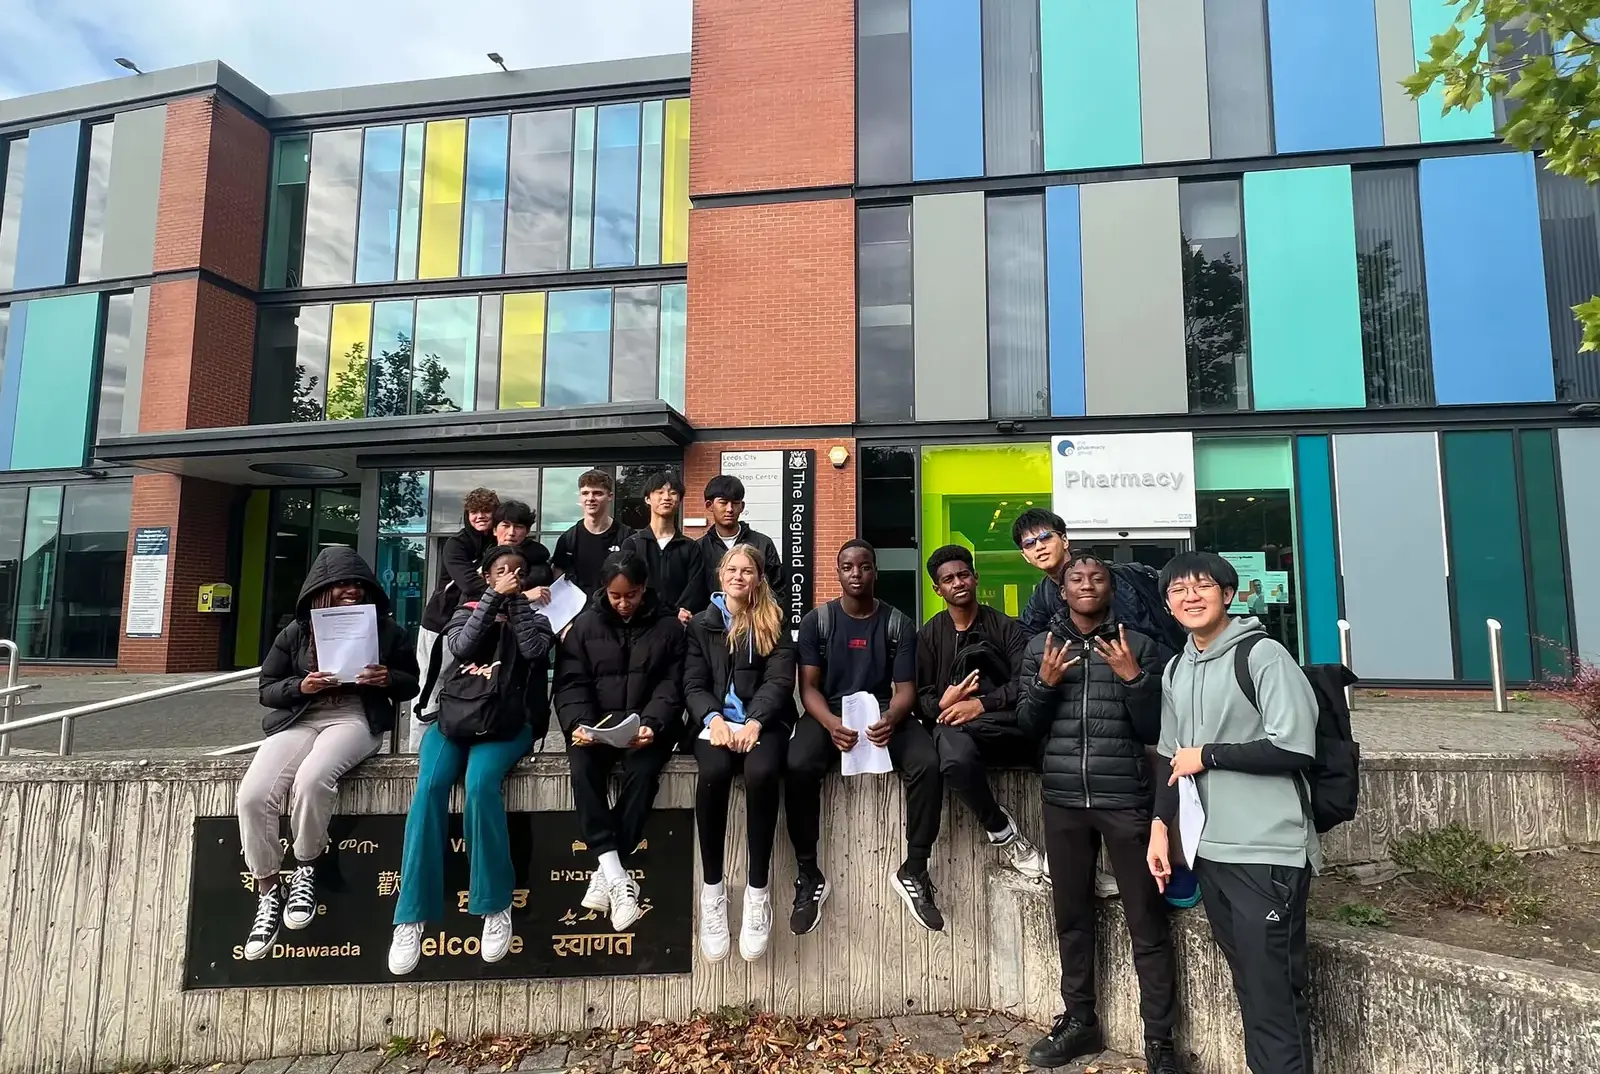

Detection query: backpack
xmin=814 ymin=600 xmax=911 ymax=659
xmin=435 ymin=620 xmax=528 ymax=743
xmin=949 ymin=631 xmax=1012 ymax=696
xmin=1230 ymin=635 xmax=1361 ymax=834
xmin=1109 ymin=562 xmax=1186 ymax=655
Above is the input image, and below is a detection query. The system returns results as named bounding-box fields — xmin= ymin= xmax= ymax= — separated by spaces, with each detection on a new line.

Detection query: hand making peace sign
xmin=1037 ymin=633 xmax=1081 ymax=687
xmin=1093 ymin=624 xmax=1143 ymax=683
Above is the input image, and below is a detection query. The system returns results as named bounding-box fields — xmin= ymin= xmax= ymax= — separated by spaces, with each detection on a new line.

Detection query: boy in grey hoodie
xmin=1147 ymin=551 xmax=1320 ymax=1074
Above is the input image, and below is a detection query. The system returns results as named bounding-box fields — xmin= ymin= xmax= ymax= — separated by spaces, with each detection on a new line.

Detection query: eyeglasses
xmin=1019 ymin=531 xmax=1061 ymax=551
xmin=1166 ymin=582 xmax=1221 ymax=599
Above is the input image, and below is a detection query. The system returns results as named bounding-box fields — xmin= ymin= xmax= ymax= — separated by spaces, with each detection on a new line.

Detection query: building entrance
xmin=1079 ymin=537 xmax=1190 ymax=571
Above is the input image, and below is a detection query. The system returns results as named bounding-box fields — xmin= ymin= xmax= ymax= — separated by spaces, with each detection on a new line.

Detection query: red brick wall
xmin=684 ymin=439 xmax=857 ymax=603
xmin=685 ymin=199 xmax=856 ymax=427
xmin=153 ymin=95 xmax=270 ymax=285
xmin=689 ymin=0 xmax=856 ymax=195
xmin=138 ymin=280 xmax=256 ymax=433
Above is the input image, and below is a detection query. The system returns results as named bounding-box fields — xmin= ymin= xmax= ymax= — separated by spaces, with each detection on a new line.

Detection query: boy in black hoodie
xmin=697 ymin=474 xmax=782 ymax=594
xmin=414 ymin=487 xmax=499 ymax=733
xmin=624 ymin=470 xmax=709 ymax=623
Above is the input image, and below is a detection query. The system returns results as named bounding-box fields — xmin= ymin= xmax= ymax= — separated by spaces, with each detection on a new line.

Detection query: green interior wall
xmin=234 ymin=489 xmax=270 ymax=667
xmin=1518 ymin=429 xmax=1572 ymax=678
xmin=1443 ymin=431 xmax=1533 ymax=681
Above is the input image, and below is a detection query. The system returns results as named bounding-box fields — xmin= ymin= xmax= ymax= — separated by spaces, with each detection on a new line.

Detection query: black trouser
xmin=565 ymin=731 xmax=676 ymax=857
xmin=1041 ymin=804 xmax=1177 ymax=1038
xmin=933 ymin=714 xmax=1035 ymax=833
xmin=693 ymin=724 xmax=788 ymax=887
xmin=1194 ymin=858 xmax=1314 ymax=1074
xmin=785 ymin=714 xmax=942 ymax=871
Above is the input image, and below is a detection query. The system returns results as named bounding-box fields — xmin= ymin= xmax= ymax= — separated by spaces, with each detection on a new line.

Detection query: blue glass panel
xmin=0 ymin=302 xmax=27 ymax=469
xmin=463 ymin=115 xmax=509 ymax=277
xmin=355 ymin=126 xmax=404 ymax=283
xmin=569 ymin=108 xmax=596 ymax=270
xmin=638 ymin=100 xmax=664 ymax=267
xmin=396 ymin=123 xmax=424 ymax=281
xmin=1266 ymin=0 xmax=1384 ymax=152
xmin=1045 ymin=185 xmax=1085 ymax=416
xmin=593 ymin=104 xmax=641 ymax=269
xmin=545 ymin=288 xmax=613 ymax=406
xmin=12 ymin=122 xmax=83 ymax=290
xmin=911 ymin=0 xmax=984 ymax=180
xmin=368 ymin=300 xmax=415 ymax=417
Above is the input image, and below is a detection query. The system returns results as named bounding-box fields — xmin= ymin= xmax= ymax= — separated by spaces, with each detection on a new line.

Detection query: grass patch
xmin=1390 ymin=823 xmax=1548 ymax=923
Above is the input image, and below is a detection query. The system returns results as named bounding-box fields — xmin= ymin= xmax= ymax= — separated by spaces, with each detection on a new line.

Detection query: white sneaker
xmin=282 ymin=864 xmax=318 ymax=930
xmin=989 ymin=808 xmax=1049 ymax=881
xmin=739 ymin=887 xmax=773 ymax=962
xmin=481 ymin=909 xmax=513 ymax=963
xmin=388 ymin=922 xmax=424 ymax=975
xmin=581 ymin=869 xmax=611 ymax=913
xmin=1095 ymin=869 xmax=1120 ymax=899
xmin=243 ymin=886 xmax=282 ymax=961
xmin=698 ymin=887 xmax=730 ymax=962
xmin=608 ymin=876 xmax=642 ymax=931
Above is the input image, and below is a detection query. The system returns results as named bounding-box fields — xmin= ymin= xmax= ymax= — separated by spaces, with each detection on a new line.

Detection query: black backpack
xmin=1109 ymin=562 xmax=1186 ymax=655
xmin=1230 ymin=634 xmax=1361 ymax=833
xmin=435 ymin=621 xmax=528 ymax=743
xmin=813 ymin=599 xmax=912 ymax=656
xmin=949 ymin=631 xmax=1012 ymax=695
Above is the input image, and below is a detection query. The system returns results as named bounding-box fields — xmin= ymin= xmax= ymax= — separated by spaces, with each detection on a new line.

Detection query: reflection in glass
xmin=396 ymin=124 xmax=425 ymax=282
xmin=315 ymin=488 xmax=360 ymax=551
xmin=76 ymin=123 xmax=115 ymax=283
xmin=0 ymin=487 xmax=25 ymax=643
xmin=986 ymin=194 xmax=1049 ymax=417
xmin=545 ymin=288 xmax=612 ymax=406
xmin=1536 ymin=169 xmax=1600 ymax=401
xmin=1195 ymin=490 xmax=1298 ymax=659
xmin=476 ymin=294 xmax=501 ymax=411
xmin=858 ymin=205 xmax=914 ymax=422
xmin=355 ymin=126 xmax=404 ymax=283
xmin=293 ymin=305 xmax=331 ymax=422
xmin=500 ymin=292 xmax=547 ymax=409
xmin=662 ymin=100 xmax=690 ymax=264
xmin=368 ymin=300 xmax=415 ymax=417
xmin=1353 ymin=168 xmax=1434 ymax=407
xmin=569 ymin=108 xmax=597 ymax=269
xmin=613 ymin=464 xmax=656 ymax=531
xmin=412 ymin=296 xmax=478 ymax=413
xmin=858 ymin=0 xmax=912 ymax=185
xmin=378 ymin=535 xmax=428 ymax=644
xmin=1180 ymin=179 xmax=1250 ymax=413
xmin=1203 ymin=0 xmax=1274 ymax=159
xmin=16 ymin=485 xmax=62 ymax=661
xmin=0 ymin=137 xmax=29 ymax=292
xmin=506 ymin=109 xmax=573 ymax=275
xmin=380 ymin=471 xmax=431 ymax=534
xmin=97 ymin=292 xmax=135 ymax=443
xmin=429 ymin=468 xmax=540 ymax=533
xmin=325 ymin=303 xmax=373 ymax=421
xmin=50 ymin=483 xmax=131 ymax=660
xmin=612 ymin=285 xmax=659 ymax=401
xmin=419 ymin=119 xmax=467 ymax=279
xmin=463 ymin=116 xmax=509 ymax=277
xmin=539 ymin=466 xmax=594 ymax=533
xmin=861 ymin=445 xmax=916 ymax=549
xmin=301 ymin=129 xmax=363 ymax=287
xmin=658 ymin=283 xmax=686 ymax=411
xmin=0 ymin=308 xmax=8 ymax=392
xmin=593 ymin=104 xmax=641 ymax=268
xmin=266 ymin=490 xmax=313 ymax=635
xmin=981 ymin=0 xmax=1042 ymax=176
xmin=638 ymin=101 xmax=664 ymax=266
xmin=264 ymin=136 xmax=310 ymax=288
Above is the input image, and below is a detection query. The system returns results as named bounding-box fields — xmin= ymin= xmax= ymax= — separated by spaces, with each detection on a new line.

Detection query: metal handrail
xmin=0 ymin=667 xmax=261 ymax=755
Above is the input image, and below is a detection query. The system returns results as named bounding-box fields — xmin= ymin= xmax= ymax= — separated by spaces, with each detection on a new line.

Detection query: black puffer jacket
xmin=683 ymin=598 xmax=797 ymax=731
xmin=441 ymin=589 xmax=555 ymax=741
xmin=1016 ymin=609 xmax=1165 ymax=810
xmin=698 ymin=523 xmax=783 ymax=596
xmin=258 ymin=546 xmax=420 ymax=737
xmin=421 ymin=513 xmax=496 ymax=632
xmin=552 ymin=590 xmax=686 ymax=739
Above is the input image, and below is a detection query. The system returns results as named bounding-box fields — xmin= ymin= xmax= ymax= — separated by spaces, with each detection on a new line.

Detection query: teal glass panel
xmin=1443 ymin=430 xmax=1533 ymax=681
xmin=1411 ymin=0 xmax=1495 ymax=143
xmin=1041 ymin=0 xmax=1142 ymax=170
xmin=412 ymin=297 xmax=477 ymax=414
xmin=396 ymin=123 xmax=425 ymax=281
xmin=355 ymin=126 xmax=404 ymax=283
xmin=1293 ymin=435 xmax=1340 ymax=664
xmin=16 ymin=484 xmax=61 ymax=660
xmin=1520 ymin=429 xmax=1571 ymax=678
xmin=264 ymin=135 xmax=309 ymax=289
xmin=463 ymin=115 xmax=509 ymax=277
xmin=569 ymin=108 xmax=596 ymax=269
xmin=658 ymin=282 xmax=686 ymax=410
xmin=369 ymin=300 xmax=415 ymax=417
xmin=11 ymin=292 xmax=101 ymax=470
xmin=638 ymin=100 xmax=664 ymax=266
xmin=545 ymin=288 xmax=612 ymax=406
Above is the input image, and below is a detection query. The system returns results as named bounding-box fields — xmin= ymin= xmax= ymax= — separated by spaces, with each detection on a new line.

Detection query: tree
xmin=324 ymin=341 xmax=368 ymax=421
xmin=291 ymin=365 xmax=324 ymax=422
xmin=1180 ymin=235 xmax=1247 ymax=411
xmin=369 ymin=332 xmax=415 ymax=418
xmin=1406 ymin=0 xmax=1600 ymax=347
xmin=411 ymin=351 xmax=458 ymax=414
xmin=1357 ymin=239 xmax=1432 ymax=404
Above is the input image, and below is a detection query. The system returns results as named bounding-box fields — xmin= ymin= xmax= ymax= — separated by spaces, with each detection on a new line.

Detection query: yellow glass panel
xmin=325 ymin=302 xmax=373 ymax=420
xmin=662 ymin=98 xmax=690 ymax=264
xmin=418 ymin=119 xmax=466 ymax=279
xmin=499 ymin=292 xmax=547 ymax=409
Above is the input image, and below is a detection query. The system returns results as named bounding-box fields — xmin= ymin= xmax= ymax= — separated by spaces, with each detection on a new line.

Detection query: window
xmin=49 ymin=483 xmax=130 ymax=660
xmin=15 ymin=484 xmax=60 ymax=661
xmin=658 ymin=283 xmax=687 ymax=411
xmin=611 ymin=284 xmax=660 ymax=401
xmin=569 ymin=108 xmax=597 ymax=270
xmin=593 ymin=104 xmax=641 ymax=269
xmin=981 ymin=0 xmax=1042 ymax=176
xmin=1180 ymin=179 xmax=1250 ymax=413
xmin=1203 ymin=0 xmax=1273 ymax=159
xmin=1537 ymin=168 xmax=1600 ymax=401
xmin=463 ymin=116 xmax=509 ymax=277
xmin=325 ymin=302 xmax=373 ymax=421
xmin=506 ymin=109 xmax=572 ymax=274
xmin=545 ymin=288 xmax=612 ymax=406
xmin=264 ymin=136 xmax=310 ymax=289
xmin=0 ymin=137 xmax=28 ymax=292
xmin=0 ymin=489 xmax=22 ymax=651
xmin=369 ymin=300 xmax=415 ymax=417
xmin=500 ymin=292 xmax=547 ymax=408
xmin=419 ymin=119 xmax=467 ymax=280
xmin=1353 ymin=168 xmax=1434 ymax=406
xmin=639 ymin=100 xmax=665 ymax=266
xmin=986 ymin=194 xmax=1049 ymax=417
xmin=1194 ymin=489 xmax=1299 ymax=659
xmin=75 ymin=122 xmax=115 ymax=284
xmin=396 ymin=124 xmax=424 ymax=281
xmin=412 ymin=296 xmax=477 ymax=413
xmin=95 ymin=292 xmax=136 ymax=445
xmin=858 ymin=0 xmax=912 ymax=185
xmin=300 ymin=129 xmax=363 ymax=287
xmin=355 ymin=126 xmax=404 ymax=284
xmin=858 ymin=204 xmax=914 ymax=422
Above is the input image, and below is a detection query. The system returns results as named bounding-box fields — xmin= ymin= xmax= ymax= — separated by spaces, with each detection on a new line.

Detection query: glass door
xmin=1081 ymin=538 xmax=1190 ymax=571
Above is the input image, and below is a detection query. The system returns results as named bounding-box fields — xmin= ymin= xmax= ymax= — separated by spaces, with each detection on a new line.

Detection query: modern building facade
xmin=1 ymin=0 xmax=1598 ymax=686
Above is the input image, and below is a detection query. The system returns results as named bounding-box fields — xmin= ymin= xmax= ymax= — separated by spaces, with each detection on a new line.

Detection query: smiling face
xmin=606 ymin=574 xmax=647 ymax=619
xmin=1062 ymin=558 xmax=1111 ymax=617
xmin=1165 ymin=572 xmax=1233 ymax=634
xmin=720 ymin=548 xmax=761 ymax=603
xmin=466 ymin=509 xmax=494 ymax=533
xmin=578 ymin=483 xmax=612 ymax=520
xmin=646 ymin=484 xmax=681 ymax=519
xmin=494 ymin=519 xmax=530 ymax=547
xmin=324 ymin=579 xmax=366 ymax=606
xmin=932 ymin=558 xmax=977 ymax=610
xmin=1018 ymin=526 xmax=1067 ymax=574
xmin=837 ymin=545 xmax=877 ymax=601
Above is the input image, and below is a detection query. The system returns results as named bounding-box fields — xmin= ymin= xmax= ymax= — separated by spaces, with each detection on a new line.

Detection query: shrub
xmin=1389 ymin=823 xmax=1547 ymax=922
xmin=1332 ymin=901 xmax=1390 ymax=928
xmin=1538 ymin=653 xmax=1600 ymax=790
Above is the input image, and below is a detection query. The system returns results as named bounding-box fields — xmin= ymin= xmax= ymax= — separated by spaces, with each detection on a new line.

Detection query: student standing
xmin=787 ymin=540 xmax=943 ymax=933
xmin=241 ymin=546 xmax=419 ymax=960
xmin=551 ymin=470 xmax=634 ymax=597
xmin=697 ymin=475 xmax=782 ymax=594
xmin=388 ymin=544 xmax=553 ymax=975
xmin=1017 ymin=552 xmax=1181 ymax=1074
xmin=915 ymin=545 xmax=1043 ymax=878
xmin=1148 ymin=551 xmax=1321 ymax=1074
xmin=625 ymin=471 xmax=710 ymax=622
xmin=554 ymin=551 xmax=686 ymax=932
xmin=685 ymin=544 xmax=795 ymax=963
xmin=415 ymin=487 xmax=499 ymax=728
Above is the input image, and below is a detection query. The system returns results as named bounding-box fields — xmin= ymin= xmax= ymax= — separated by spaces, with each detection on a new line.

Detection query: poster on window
xmin=1221 ymin=551 xmax=1270 ymax=615
xmin=126 ymin=527 xmax=170 ymax=638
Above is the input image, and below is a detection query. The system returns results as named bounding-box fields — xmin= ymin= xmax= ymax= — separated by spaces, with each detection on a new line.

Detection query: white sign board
xmin=719 ymin=450 xmax=784 ymax=540
xmin=1050 ymin=433 xmax=1197 ymax=531
xmin=126 ymin=527 xmax=170 ymax=638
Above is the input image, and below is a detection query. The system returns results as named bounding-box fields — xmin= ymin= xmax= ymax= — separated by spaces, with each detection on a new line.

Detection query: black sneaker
xmin=282 ymin=864 xmax=317 ymax=930
xmin=1145 ymin=1036 xmax=1184 ymax=1074
xmin=243 ymin=886 xmax=283 ymax=961
xmin=789 ymin=869 xmax=830 ymax=935
xmin=1026 ymin=1014 xmax=1101 ymax=1069
xmin=891 ymin=865 xmax=945 ymax=931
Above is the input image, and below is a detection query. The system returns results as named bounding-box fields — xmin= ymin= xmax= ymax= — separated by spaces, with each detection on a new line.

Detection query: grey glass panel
xmin=284 ymin=304 xmax=331 ymax=422
xmin=1374 ymin=0 xmax=1421 ymax=144
xmin=0 ymin=137 xmax=28 ymax=292
xmin=99 ymin=106 xmax=165 ymax=280
xmin=1353 ymin=167 xmax=1434 ymax=406
xmin=981 ymin=0 xmax=1042 ymax=176
xmin=430 ymin=468 xmax=543 ymax=534
xmin=858 ymin=0 xmax=912 ymax=185
xmin=1560 ymin=427 xmax=1600 ymax=661
xmin=412 ymin=296 xmax=477 ymax=414
xmin=476 ymin=294 xmax=502 ymax=411
xmin=51 ymin=482 xmax=132 ymax=660
xmin=0 ymin=307 xmax=8 ymax=398
xmin=1139 ymin=0 xmax=1211 ymax=163
xmin=985 ymin=194 xmax=1048 ymax=417
xmin=507 ymin=109 xmax=573 ymax=274
xmin=569 ymin=108 xmax=596 ymax=270
xmin=612 ymin=285 xmax=660 ymax=402
xmin=858 ymin=204 xmax=914 ymax=422
xmin=396 ymin=124 xmax=424 ymax=282
xmin=16 ymin=485 xmax=61 ymax=661
xmin=76 ymin=123 xmax=115 ymax=283
xmin=1536 ymin=167 xmax=1600 ymax=401
xmin=1180 ymin=179 xmax=1249 ymax=413
xmin=96 ymin=292 xmax=134 ymax=444
xmin=1490 ymin=16 xmax=1550 ymax=132
xmin=0 ymin=486 xmax=25 ymax=641
xmin=301 ymin=128 xmax=363 ymax=287
xmin=914 ymin=193 xmax=989 ymax=420
xmin=1204 ymin=0 xmax=1274 ymax=159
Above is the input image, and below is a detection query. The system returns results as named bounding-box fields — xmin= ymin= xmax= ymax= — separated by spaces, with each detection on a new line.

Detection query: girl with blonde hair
xmin=683 ymin=543 xmax=796 ymax=962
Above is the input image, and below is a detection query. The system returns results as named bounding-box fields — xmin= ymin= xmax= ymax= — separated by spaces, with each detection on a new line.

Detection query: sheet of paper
xmin=310 ymin=604 xmax=380 ymax=682
xmin=1178 ymin=775 xmax=1206 ymax=869
xmin=839 ymin=691 xmax=892 ymax=777
xmin=586 ymin=712 xmax=641 ymax=748
xmin=538 ymin=576 xmax=589 ymax=635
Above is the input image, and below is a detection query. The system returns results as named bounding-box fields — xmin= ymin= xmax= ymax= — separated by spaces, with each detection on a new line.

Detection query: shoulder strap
xmin=885 ymin=605 xmax=909 ymax=655
xmin=1232 ymin=634 xmax=1267 ymax=713
xmin=815 ymin=600 xmax=833 ymax=644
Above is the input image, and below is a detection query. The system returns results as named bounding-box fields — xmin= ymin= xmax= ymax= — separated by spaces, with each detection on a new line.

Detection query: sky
xmin=0 ymin=0 xmax=693 ymax=100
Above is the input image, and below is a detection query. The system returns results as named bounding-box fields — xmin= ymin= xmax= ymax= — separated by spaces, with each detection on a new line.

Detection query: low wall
xmin=0 ymin=750 xmax=1592 ymax=1074
xmin=987 ymin=870 xmax=1600 ymax=1073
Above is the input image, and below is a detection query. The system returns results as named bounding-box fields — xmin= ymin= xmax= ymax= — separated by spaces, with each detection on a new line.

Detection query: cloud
xmin=0 ymin=0 xmax=692 ymax=100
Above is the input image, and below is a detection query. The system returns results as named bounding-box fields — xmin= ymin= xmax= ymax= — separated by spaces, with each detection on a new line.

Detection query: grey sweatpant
xmin=236 ymin=707 xmax=382 ymax=879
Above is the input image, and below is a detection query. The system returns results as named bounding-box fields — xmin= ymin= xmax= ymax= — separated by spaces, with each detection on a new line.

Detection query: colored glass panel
xmin=1293 ymin=436 xmax=1340 ymax=664
xmin=593 ymin=104 xmax=642 ymax=269
xmin=859 ymin=0 xmax=913 ymax=185
xmin=12 ymin=121 xmax=83 ymax=290
xmin=545 ymin=288 xmax=612 ymax=407
xmin=659 ymin=283 xmax=686 ymax=412
xmin=1267 ymin=1 xmax=1384 ymax=153
xmin=418 ymin=119 xmax=467 ymax=280
xmin=355 ymin=125 xmax=404 ymax=283
xmin=264 ymin=135 xmax=309 ymax=288
xmin=412 ymin=296 xmax=477 ymax=414
xmin=368 ymin=300 xmax=415 ymax=418
xmin=569 ymin=108 xmax=597 ymax=270
xmin=1411 ymin=0 xmax=1495 ymax=143
xmin=499 ymin=292 xmax=547 ymax=409
xmin=10 ymin=293 xmax=100 ymax=470
xmin=0 ymin=137 xmax=27 ymax=291
xmin=1520 ymin=429 xmax=1571 ymax=678
xmin=612 ymin=285 xmax=659 ymax=402
xmin=325 ymin=302 xmax=373 ymax=421
xmin=76 ymin=122 xmax=115 ymax=283
xmin=1353 ymin=167 xmax=1434 ymax=406
xmin=1196 ymin=436 xmax=1293 ymax=489
xmin=662 ymin=99 xmax=690 ymax=264
xmin=16 ymin=485 xmax=61 ymax=660
xmin=638 ymin=101 xmax=664 ymax=266
xmin=235 ymin=489 xmax=270 ymax=666
xmin=300 ymin=128 xmax=362 ymax=287
xmin=911 ymin=0 xmax=985 ymax=180
xmin=463 ymin=115 xmax=509 ymax=277
xmin=476 ymin=295 xmax=501 ymax=411
xmin=396 ymin=123 xmax=424 ymax=281
xmin=1041 ymin=0 xmax=1142 ymax=171
xmin=507 ymin=109 xmax=573 ymax=274
xmin=986 ymin=194 xmax=1049 ymax=417
xmin=1443 ymin=430 xmax=1532 ymax=681
xmin=1180 ymin=179 xmax=1250 ymax=413
xmin=1045 ymin=185 xmax=1085 ymax=417
xmin=858 ymin=204 xmax=914 ymax=423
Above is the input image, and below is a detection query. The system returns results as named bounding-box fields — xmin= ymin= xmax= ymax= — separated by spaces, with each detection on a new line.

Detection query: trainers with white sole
xmin=609 ymin=876 xmax=643 ymax=931
xmin=282 ymin=864 xmax=318 ymax=930
xmin=481 ymin=909 xmax=513 ymax=963
xmin=739 ymin=887 xmax=773 ymax=961
xmin=243 ymin=886 xmax=282 ymax=961
xmin=389 ymin=922 xmax=424 ymax=975
xmin=988 ymin=808 xmax=1048 ymax=881
xmin=698 ymin=887 xmax=730 ymax=962
xmin=582 ymin=869 xmax=611 ymax=913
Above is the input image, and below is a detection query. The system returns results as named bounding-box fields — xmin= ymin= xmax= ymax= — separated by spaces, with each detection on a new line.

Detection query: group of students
xmin=233 ymin=470 xmax=1325 ymax=1074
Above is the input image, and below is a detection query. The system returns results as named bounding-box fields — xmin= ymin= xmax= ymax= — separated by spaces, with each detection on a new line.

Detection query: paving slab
xmin=514 ymin=1044 xmax=570 ymax=1071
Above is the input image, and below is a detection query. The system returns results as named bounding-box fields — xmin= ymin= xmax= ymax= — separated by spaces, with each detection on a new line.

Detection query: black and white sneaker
xmin=891 ymin=865 xmax=945 ymax=932
xmin=789 ymin=869 xmax=830 ymax=936
xmin=244 ymin=886 xmax=283 ymax=960
xmin=282 ymin=865 xmax=317 ymax=930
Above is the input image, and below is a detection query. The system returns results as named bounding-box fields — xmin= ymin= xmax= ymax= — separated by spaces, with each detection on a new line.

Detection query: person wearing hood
xmin=414 ymin=487 xmax=499 ymax=728
xmin=240 ymin=546 xmax=420 ymax=961
xmin=553 ymin=550 xmax=686 ymax=933
xmin=389 ymin=543 xmax=555 ymax=976
xmin=684 ymin=544 xmax=795 ymax=963
xmin=697 ymin=475 xmax=782 ymax=595
xmin=1147 ymin=551 xmax=1321 ymax=1074
xmin=623 ymin=470 xmax=709 ymax=623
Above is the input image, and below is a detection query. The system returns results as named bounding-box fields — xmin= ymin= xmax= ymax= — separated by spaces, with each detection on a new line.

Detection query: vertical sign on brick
xmin=720 ymin=449 xmax=816 ymax=637
xmin=127 ymin=527 xmax=171 ymax=638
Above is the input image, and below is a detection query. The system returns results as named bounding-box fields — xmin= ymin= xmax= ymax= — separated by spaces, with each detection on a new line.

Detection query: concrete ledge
xmin=986 ymin=870 xmax=1600 ymax=1073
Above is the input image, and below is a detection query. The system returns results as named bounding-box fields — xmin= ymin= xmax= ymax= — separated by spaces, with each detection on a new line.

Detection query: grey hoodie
xmin=1159 ymin=616 xmax=1322 ymax=871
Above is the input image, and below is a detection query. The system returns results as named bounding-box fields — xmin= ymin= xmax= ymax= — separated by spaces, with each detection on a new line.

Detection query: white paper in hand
xmin=839 ymin=691 xmax=892 ymax=776
xmin=538 ymin=577 xmax=589 ymax=635
xmin=586 ymin=712 xmax=641 ymax=748
xmin=1177 ymin=775 xmax=1206 ymax=869
xmin=310 ymin=604 xmax=379 ymax=682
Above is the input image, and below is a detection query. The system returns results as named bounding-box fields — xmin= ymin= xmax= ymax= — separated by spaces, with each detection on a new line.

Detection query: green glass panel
xmin=1040 ymin=0 xmax=1142 ymax=170
xmin=235 ymin=489 xmax=269 ymax=666
xmin=1443 ymin=431 xmax=1532 ymax=681
xmin=1519 ymin=429 xmax=1572 ymax=677
xmin=1195 ymin=436 xmax=1293 ymax=490
xmin=12 ymin=292 xmax=101 ymax=471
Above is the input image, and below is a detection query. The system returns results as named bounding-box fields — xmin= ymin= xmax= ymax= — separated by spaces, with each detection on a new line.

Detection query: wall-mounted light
xmin=828 ymin=445 xmax=850 ymax=469
xmin=114 ymin=57 xmax=144 ymax=75
xmin=487 ymin=52 xmax=509 ymax=72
